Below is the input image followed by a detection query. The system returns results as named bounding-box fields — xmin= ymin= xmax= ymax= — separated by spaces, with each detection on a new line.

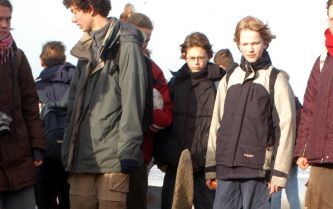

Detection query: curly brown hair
xmin=180 ymin=32 xmax=213 ymax=59
xmin=63 ymin=0 xmax=111 ymax=17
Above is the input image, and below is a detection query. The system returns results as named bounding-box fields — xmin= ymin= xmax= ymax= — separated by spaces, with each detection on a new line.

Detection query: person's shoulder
xmin=118 ymin=19 xmax=144 ymax=45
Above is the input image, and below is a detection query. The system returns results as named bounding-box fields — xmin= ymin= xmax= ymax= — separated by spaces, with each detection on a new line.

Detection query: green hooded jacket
xmin=62 ymin=18 xmax=147 ymax=173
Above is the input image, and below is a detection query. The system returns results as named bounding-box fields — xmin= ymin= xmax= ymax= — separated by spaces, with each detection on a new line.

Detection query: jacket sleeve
xmin=149 ymin=60 xmax=172 ymax=132
xmin=17 ymin=50 xmax=46 ymax=150
xmin=205 ymin=75 xmax=228 ymax=180
xmin=294 ymin=57 xmax=320 ymax=157
xmin=271 ymin=71 xmax=296 ymax=187
xmin=117 ymin=41 xmax=147 ymax=162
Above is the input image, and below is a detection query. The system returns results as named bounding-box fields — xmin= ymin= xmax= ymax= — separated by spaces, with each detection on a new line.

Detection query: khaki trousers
xmin=305 ymin=166 xmax=333 ymax=209
xmin=68 ymin=173 xmax=129 ymax=209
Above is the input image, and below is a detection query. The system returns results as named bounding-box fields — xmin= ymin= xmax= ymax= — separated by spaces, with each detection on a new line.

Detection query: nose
xmin=247 ymin=44 xmax=254 ymax=52
xmin=0 ymin=18 xmax=9 ymax=28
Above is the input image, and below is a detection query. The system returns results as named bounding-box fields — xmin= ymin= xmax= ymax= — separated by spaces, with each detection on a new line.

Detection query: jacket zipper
xmin=302 ymin=141 xmax=307 ymax=157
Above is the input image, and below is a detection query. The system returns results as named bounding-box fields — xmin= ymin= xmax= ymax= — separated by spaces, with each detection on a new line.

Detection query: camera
xmin=0 ymin=111 xmax=12 ymax=135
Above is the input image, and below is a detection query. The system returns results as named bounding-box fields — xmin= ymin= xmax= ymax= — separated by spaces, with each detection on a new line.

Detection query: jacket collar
xmin=171 ymin=62 xmax=224 ymax=81
xmin=70 ymin=18 xmax=119 ymax=62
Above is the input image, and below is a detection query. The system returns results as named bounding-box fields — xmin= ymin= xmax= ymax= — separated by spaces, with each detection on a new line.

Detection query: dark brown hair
xmin=40 ymin=41 xmax=66 ymax=67
xmin=213 ymin=49 xmax=234 ymax=69
xmin=180 ymin=32 xmax=213 ymax=59
xmin=0 ymin=0 xmax=12 ymax=12
xmin=63 ymin=0 xmax=111 ymax=17
xmin=327 ymin=0 xmax=333 ymax=10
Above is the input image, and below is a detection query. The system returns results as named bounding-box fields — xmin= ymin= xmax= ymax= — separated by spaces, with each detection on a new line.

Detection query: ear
xmin=40 ymin=59 xmax=46 ymax=68
xmin=181 ymin=52 xmax=186 ymax=59
xmin=87 ymin=4 xmax=96 ymax=16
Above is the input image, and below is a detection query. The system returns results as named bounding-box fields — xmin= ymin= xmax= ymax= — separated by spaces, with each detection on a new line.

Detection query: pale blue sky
xmin=10 ymin=0 xmax=327 ymax=100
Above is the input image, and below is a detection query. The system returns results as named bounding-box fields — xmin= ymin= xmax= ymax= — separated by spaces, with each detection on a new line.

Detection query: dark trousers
xmin=213 ymin=179 xmax=271 ymax=209
xmin=162 ymin=169 xmax=214 ymax=209
xmin=35 ymin=158 xmax=70 ymax=209
xmin=0 ymin=186 xmax=36 ymax=209
xmin=126 ymin=163 xmax=148 ymax=209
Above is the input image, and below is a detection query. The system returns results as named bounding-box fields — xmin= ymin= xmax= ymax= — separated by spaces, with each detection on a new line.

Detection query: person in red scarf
xmin=294 ymin=1 xmax=333 ymax=208
xmin=0 ymin=0 xmax=46 ymax=209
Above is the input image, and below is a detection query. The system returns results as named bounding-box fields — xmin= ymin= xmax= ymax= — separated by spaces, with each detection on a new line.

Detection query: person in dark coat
xmin=35 ymin=41 xmax=75 ymax=209
xmin=205 ymin=16 xmax=295 ymax=209
xmin=294 ymin=1 xmax=333 ymax=208
xmin=0 ymin=0 xmax=46 ymax=208
xmin=120 ymin=5 xmax=173 ymax=209
xmin=160 ymin=32 xmax=224 ymax=209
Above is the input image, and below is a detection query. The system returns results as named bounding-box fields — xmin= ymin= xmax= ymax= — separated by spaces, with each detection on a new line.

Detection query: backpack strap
xmin=269 ymin=67 xmax=280 ymax=146
xmin=225 ymin=62 xmax=239 ymax=85
xmin=319 ymin=48 xmax=328 ymax=72
xmin=269 ymin=67 xmax=280 ymax=100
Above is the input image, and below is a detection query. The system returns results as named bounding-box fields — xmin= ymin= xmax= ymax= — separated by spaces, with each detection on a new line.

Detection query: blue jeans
xmin=213 ymin=179 xmax=271 ymax=209
xmin=271 ymin=165 xmax=301 ymax=209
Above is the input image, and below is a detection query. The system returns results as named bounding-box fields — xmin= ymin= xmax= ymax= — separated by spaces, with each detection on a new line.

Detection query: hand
xmin=120 ymin=159 xmax=138 ymax=173
xmin=206 ymin=179 xmax=217 ymax=190
xmin=153 ymin=88 xmax=164 ymax=110
xmin=267 ymin=182 xmax=281 ymax=195
xmin=34 ymin=160 xmax=43 ymax=167
xmin=296 ymin=157 xmax=309 ymax=170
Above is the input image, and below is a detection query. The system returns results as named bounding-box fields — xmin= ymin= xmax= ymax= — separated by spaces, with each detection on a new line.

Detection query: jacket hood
xmin=36 ymin=62 xmax=75 ymax=84
xmin=171 ymin=62 xmax=224 ymax=81
xmin=71 ymin=17 xmax=144 ymax=61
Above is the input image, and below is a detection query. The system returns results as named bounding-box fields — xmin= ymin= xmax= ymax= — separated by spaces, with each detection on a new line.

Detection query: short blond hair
xmin=234 ymin=16 xmax=276 ymax=48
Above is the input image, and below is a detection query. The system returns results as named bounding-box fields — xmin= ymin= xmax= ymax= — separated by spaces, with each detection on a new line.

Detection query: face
xmin=0 ymin=5 xmax=11 ymax=39
xmin=185 ymin=46 xmax=209 ymax=72
xmin=70 ymin=6 xmax=94 ymax=32
xmin=140 ymin=28 xmax=152 ymax=49
xmin=328 ymin=5 xmax=333 ymax=34
xmin=238 ymin=29 xmax=267 ymax=63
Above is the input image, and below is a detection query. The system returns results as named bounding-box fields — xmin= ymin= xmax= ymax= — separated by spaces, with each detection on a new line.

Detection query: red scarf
xmin=325 ymin=28 xmax=333 ymax=57
xmin=0 ymin=33 xmax=14 ymax=65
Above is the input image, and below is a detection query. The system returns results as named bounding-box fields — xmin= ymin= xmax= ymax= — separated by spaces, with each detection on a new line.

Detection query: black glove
xmin=120 ymin=159 xmax=138 ymax=173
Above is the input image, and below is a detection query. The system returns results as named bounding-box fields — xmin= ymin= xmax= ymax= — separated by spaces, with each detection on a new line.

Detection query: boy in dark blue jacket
xmin=35 ymin=41 xmax=75 ymax=209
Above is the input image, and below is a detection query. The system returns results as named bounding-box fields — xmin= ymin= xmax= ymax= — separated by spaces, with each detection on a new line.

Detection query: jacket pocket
xmin=105 ymin=173 xmax=129 ymax=201
xmin=235 ymin=145 xmax=266 ymax=167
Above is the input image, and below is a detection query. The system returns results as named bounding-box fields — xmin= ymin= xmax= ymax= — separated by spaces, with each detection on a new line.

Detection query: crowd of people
xmin=0 ymin=0 xmax=333 ymax=209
